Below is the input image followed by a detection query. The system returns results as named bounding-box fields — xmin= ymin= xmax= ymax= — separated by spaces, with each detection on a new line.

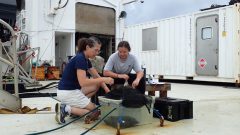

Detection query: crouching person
xmin=55 ymin=37 xmax=113 ymax=124
xmin=103 ymin=41 xmax=145 ymax=94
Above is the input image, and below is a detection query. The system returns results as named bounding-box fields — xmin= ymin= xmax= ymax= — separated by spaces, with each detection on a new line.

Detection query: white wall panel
xmin=24 ymin=0 xmax=120 ymax=64
xmin=125 ymin=4 xmax=240 ymax=82
xmin=125 ymin=15 xmax=193 ymax=76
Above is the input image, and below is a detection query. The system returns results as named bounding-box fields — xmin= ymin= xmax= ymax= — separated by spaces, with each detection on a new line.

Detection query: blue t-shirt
xmin=58 ymin=52 xmax=92 ymax=90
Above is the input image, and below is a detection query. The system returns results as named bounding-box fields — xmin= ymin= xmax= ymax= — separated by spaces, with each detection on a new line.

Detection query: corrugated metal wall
xmin=125 ymin=15 xmax=193 ymax=76
xmin=125 ymin=4 xmax=240 ymax=82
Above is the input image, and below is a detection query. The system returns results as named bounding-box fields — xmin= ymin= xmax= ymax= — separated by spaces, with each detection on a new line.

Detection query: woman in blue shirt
xmin=55 ymin=37 xmax=113 ymax=124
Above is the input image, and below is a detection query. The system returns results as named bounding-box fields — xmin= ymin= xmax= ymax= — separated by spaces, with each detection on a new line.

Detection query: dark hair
xmin=89 ymin=36 xmax=102 ymax=45
xmin=77 ymin=38 xmax=94 ymax=53
xmin=117 ymin=41 xmax=131 ymax=51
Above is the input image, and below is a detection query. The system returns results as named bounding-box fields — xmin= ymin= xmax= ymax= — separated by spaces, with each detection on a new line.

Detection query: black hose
xmin=80 ymin=107 xmax=117 ymax=135
xmin=25 ymin=106 xmax=101 ymax=135
xmin=25 ymin=82 xmax=58 ymax=92
xmin=153 ymin=109 xmax=163 ymax=118
xmin=37 ymin=90 xmax=60 ymax=102
xmin=56 ymin=0 xmax=68 ymax=9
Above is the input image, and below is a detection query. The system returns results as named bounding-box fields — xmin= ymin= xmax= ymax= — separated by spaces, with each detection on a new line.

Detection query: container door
xmin=196 ymin=15 xmax=219 ymax=76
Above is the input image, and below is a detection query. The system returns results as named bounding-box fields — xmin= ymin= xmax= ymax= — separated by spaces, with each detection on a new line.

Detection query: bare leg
xmin=68 ymin=85 xmax=100 ymax=117
xmin=71 ymin=107 xmax=90 ymax=116
xmin=81 ymin=85 xmax=100 ymax=98
xmin=71 ymin=102 xmax=96 ymax=116
xmin=84 ymin=102 xmax=96 ymax=111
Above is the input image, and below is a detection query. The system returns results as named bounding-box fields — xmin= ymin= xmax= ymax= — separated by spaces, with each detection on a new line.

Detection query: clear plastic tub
xmin=98 ymin=96 xmax=154 ymax=128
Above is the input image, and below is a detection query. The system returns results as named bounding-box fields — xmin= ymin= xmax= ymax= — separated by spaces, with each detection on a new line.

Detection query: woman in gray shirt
xmin=103 ymin=41 xmax=145 ymax=94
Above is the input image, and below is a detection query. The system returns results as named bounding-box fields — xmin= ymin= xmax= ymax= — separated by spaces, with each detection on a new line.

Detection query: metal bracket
xmin=0 ymin=89 xmax=21 ymax=111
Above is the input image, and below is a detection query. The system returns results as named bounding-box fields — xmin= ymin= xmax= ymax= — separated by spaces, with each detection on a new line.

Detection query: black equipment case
xmin=153 ymin=97 xmax=193 ymax=122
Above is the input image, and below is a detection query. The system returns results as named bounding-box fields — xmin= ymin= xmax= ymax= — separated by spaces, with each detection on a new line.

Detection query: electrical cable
xmin=22 ymin=80 xmax=114 ymax=135
xmin=153 ymin=109 xmax=163 ymax=118
xmin=153 ymin=109 xmax=164 ymax=127
xmin=39 ymin=0 xmax=68 ymax=60
xmin=24 ymin=0 xmax=69 ymax=62
xmin=25 ymin=106 xmax=102 ymax=135
xmin=80 ymin=107 xmax=117 ymax=135
xmin=56 ymin=0 xmax=69 ymax=10
xmin=18 ymin=82 xmax=58 ymax=98
xmin=25 ymin=82 xmax=58 ymax=92
xmin=37 ymin=89 xmax=60 ymax=102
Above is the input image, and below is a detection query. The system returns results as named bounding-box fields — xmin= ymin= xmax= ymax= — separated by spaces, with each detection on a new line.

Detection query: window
xmin=202 ymin=27 xmax=212 ymax=40
xmin=142 ymin=27 xmax=157 ymax=51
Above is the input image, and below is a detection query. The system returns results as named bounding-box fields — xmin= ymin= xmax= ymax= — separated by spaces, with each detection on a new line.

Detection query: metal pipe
xmin=12 ymin=36 xmax=19 ymax=97
xmin=1 ymin=42 xmax=13 ymax=63
xmin=17 ymin=47 xmax=40 ymax=54
xmin=17 ymin=47 xmax=40 ymax=82
xmin=34 ymin=47 xmax=40 ymax=80
xmin=0 ymin=57 xmax=14 ymax=67
xmin=0 ymin=19 xmax=19 ymax=97
xmin=18 ymin=75 xmax=35 ymax=84
xmin=0 ymin=20 xmax=15 ymax=36
xmin=17 ymin=63 xmax=31 ymax=79
xmin=0 ymin=40 xmax=2 ymax=90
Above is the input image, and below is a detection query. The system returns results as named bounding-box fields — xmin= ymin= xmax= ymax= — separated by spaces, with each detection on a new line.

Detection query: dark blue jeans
xmin=92 ymin=73 xmax=146 ymax=105
xmin=113 ymin=73 xmax=145 ymax=94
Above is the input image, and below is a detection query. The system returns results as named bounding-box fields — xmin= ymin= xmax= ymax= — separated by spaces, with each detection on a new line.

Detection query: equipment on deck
xmin=0 ymin=19 xmax=44 ymax=111
xmin=99 ymin=85 xmax=164 ymax=135
xmin=154 ymin=97 xmax=193 ymax=122
xmin=0 ymin=19 xmax=21 ymax=111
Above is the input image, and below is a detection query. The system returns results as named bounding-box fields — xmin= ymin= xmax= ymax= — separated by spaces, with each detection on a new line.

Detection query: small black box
xmin=3 ymin=83 xmax=25 ymax=94
xmin=153 ymin=97 xmax=193 ymax=122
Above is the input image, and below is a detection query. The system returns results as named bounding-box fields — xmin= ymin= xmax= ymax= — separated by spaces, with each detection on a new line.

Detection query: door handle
xmin=215 ymin=65 xmax=218 ymax=70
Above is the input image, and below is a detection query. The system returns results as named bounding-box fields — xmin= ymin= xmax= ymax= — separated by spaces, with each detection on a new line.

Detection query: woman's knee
xmin=84 ymin=102 xmax=96 ymax=111
xmin=82 ymin=85 xmax=99 ymax=94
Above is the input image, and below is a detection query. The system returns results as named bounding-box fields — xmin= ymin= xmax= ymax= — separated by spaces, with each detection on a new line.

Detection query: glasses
xmin=94 ymin=49 xmax=101 ymax=54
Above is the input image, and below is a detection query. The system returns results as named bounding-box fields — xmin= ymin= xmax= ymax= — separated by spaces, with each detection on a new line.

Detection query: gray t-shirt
xmin=104 ymin=52 xmax=142 ymax=74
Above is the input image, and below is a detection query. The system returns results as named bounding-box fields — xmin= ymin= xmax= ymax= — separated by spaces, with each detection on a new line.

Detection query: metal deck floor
xmin=1 ymin=83 xmax=240 ymax=135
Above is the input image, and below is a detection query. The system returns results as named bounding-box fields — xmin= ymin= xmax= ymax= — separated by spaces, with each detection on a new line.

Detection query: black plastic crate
xmin=153 ymin=97 xmax=193 ymax=122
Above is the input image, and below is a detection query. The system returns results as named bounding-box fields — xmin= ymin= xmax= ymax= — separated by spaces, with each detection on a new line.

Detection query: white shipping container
xmin=125 ymin=4 xmax=240 ymax=83
xmin=17 ymin=0 xmax=126 ymax=67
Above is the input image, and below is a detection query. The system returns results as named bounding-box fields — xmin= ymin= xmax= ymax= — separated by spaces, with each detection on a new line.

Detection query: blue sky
xmin=124 ymin=0 xmax=230 ymax=25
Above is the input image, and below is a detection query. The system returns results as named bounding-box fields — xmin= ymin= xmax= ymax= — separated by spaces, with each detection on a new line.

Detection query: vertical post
xmin=0 ymin=39 xmax=2 ymax=90
xmin=12 ymin=36 xmax=19 ymax=97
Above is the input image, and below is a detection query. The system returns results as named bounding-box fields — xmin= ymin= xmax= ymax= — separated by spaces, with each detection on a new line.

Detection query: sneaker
xmin=55 ymin=103 xmax=68 ymax=124
xmin=69 ymin=114 xmax=78 ymax=119
xmin=84 ymin=109 xmax=101 ymax=124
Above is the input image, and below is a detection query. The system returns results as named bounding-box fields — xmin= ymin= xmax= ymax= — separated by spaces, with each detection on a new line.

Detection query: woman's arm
xmin=136 ymin=71 xmax=144 ymax=81
xmin=103 ymin=70 xmax=118 ymax=78
xmin=104 ymin=70 xmax=129 ymax=81
xmin=88 ymin=68 xmax=111 ymax=93
xmin=77 ymin=69 xmax=113 ymax=87
xmin=132 ymin=71 xmax=144 ymax=88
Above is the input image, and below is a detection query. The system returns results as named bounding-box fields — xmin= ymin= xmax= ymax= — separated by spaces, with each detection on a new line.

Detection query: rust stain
xmin=119 ymin=131 xmax=136 ymax=135
xmin=154 ymin=123 xmax=171 ymax=128
xmin=96 ymin=124 xmax=116 ymax=129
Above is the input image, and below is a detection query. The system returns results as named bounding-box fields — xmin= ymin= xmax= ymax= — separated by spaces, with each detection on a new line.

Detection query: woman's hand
xmin=132 ymin=79 xmax=140 ymax=89
xmin=118 ymin=74 xmax=129 ymax=80
xmin=103 ymin=77 xmax=114 ymax=85
xmin=104 ymin=87 xmax=111 ymax=93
